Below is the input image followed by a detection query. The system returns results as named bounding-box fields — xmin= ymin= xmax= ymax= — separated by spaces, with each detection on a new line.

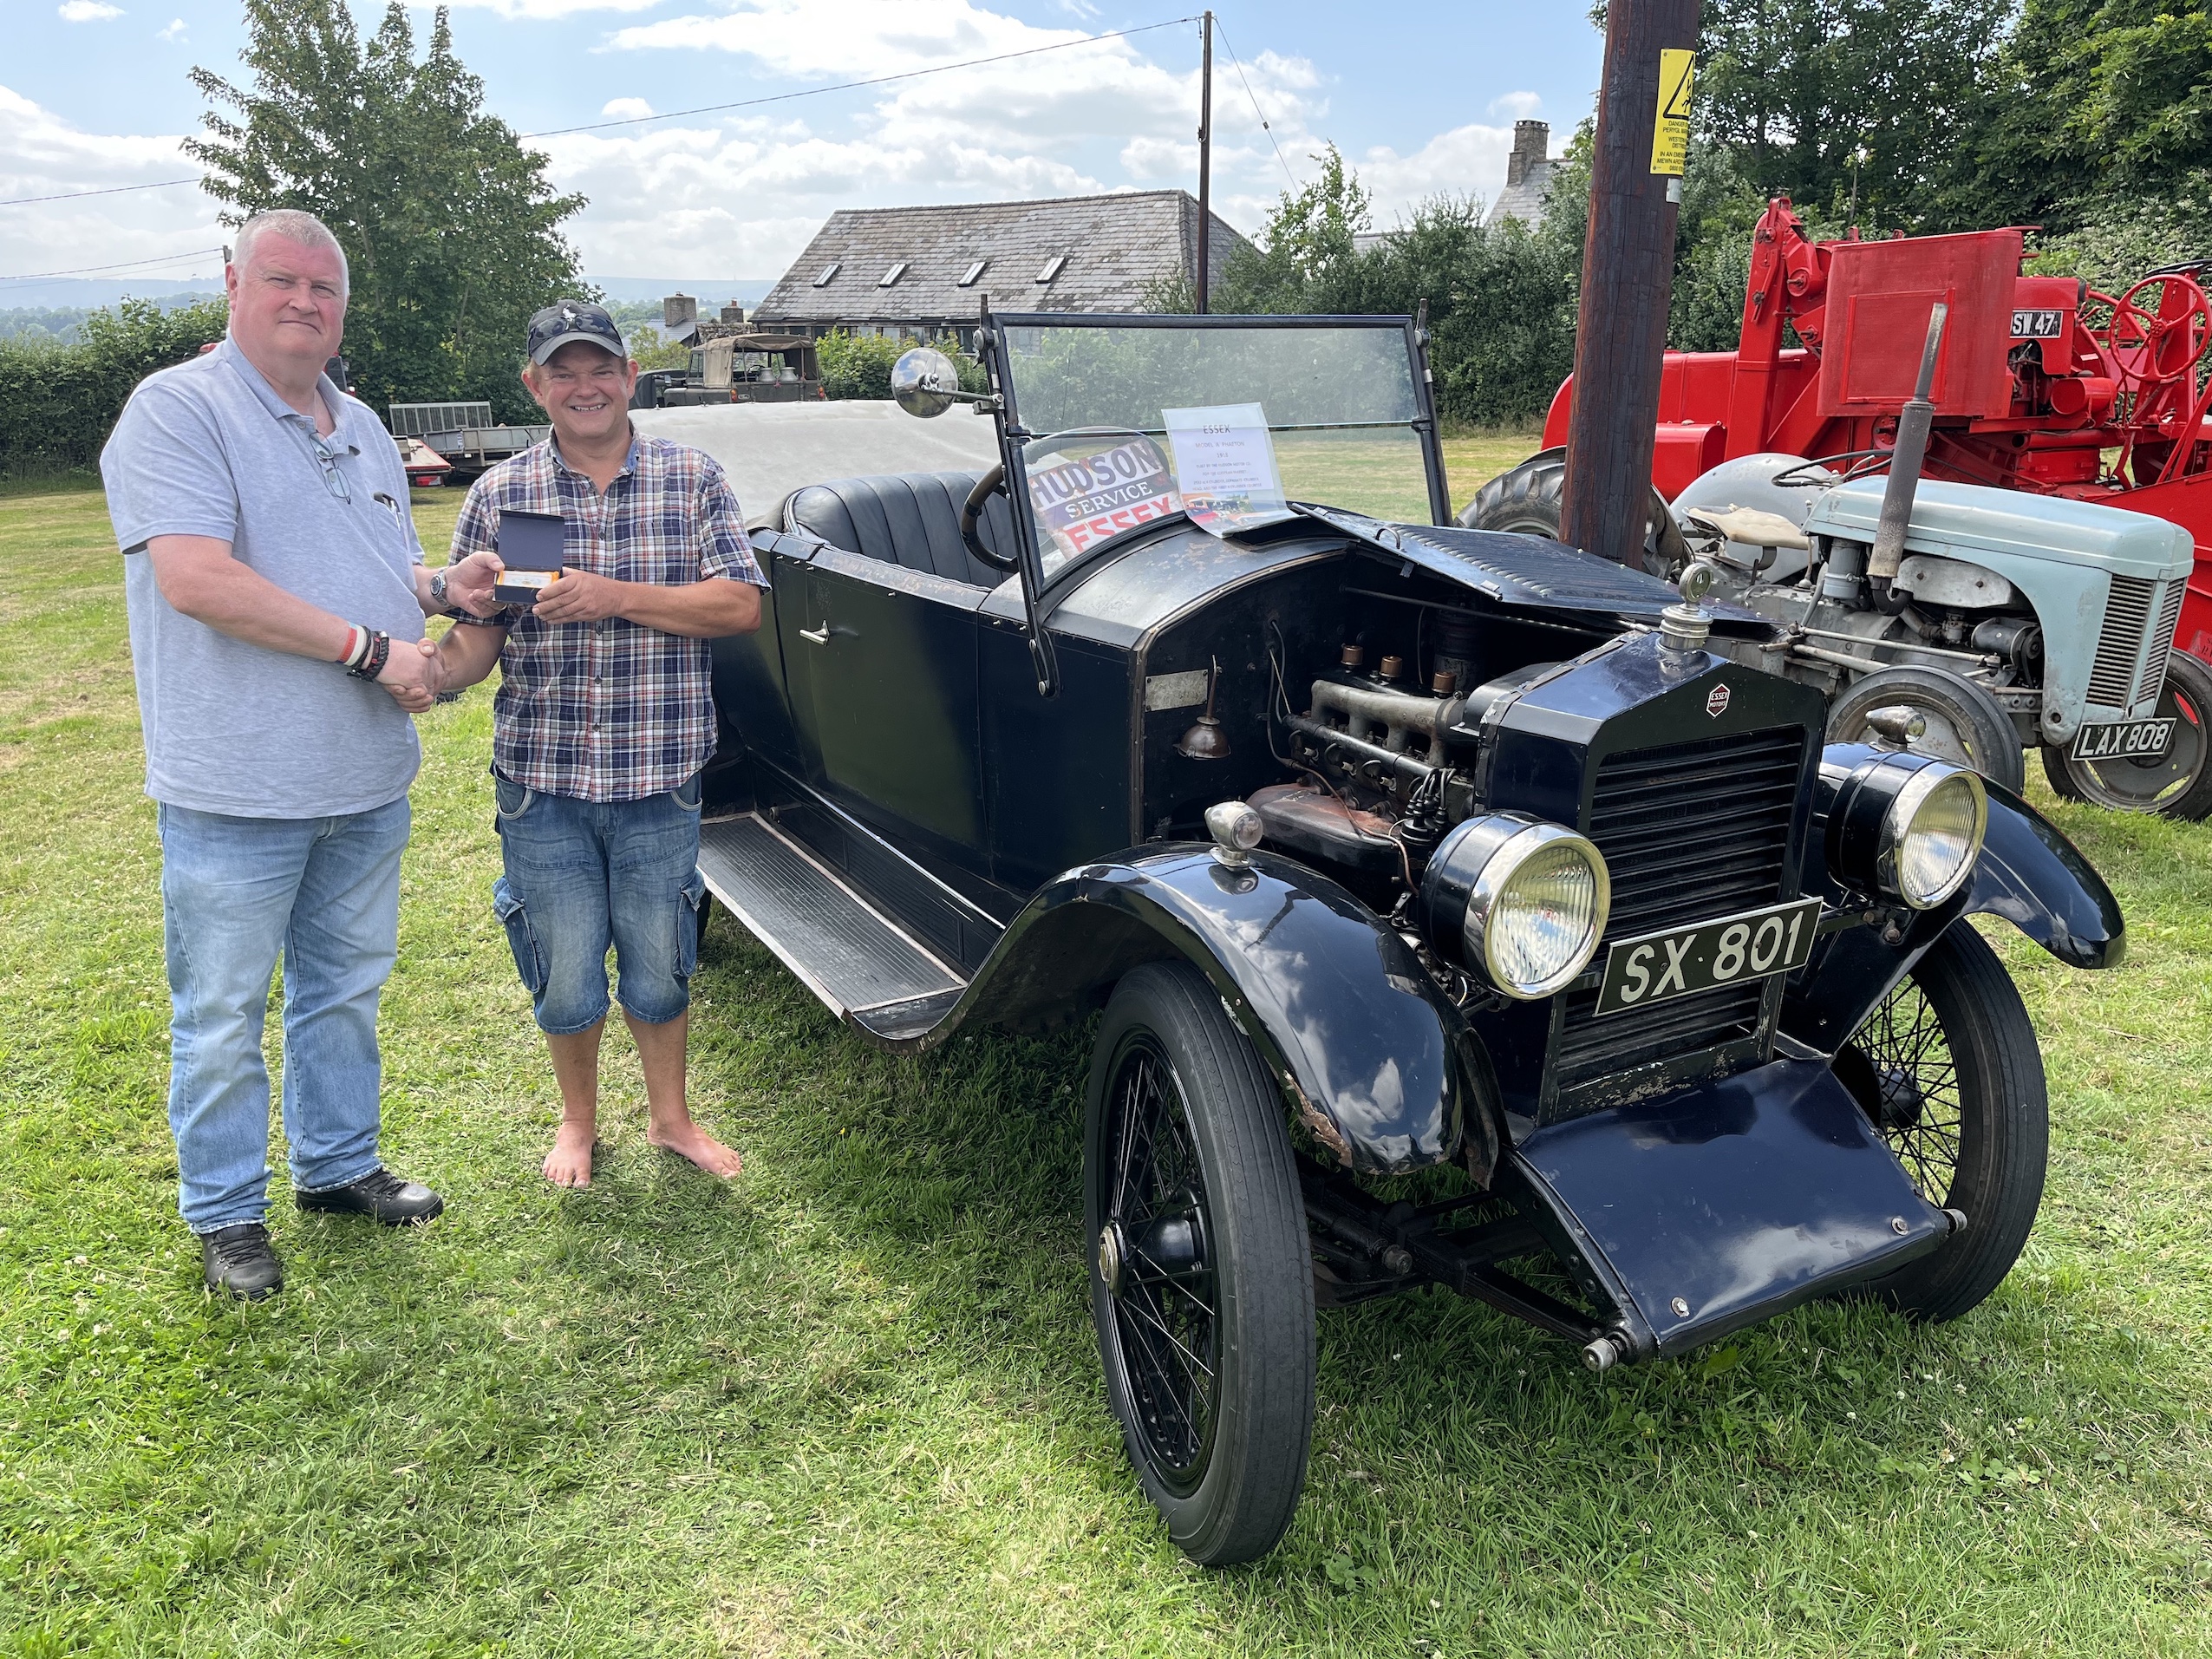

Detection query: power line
xmin=1211 ymin=17 xmax=1299 ymax=190
xmin=0 ymin=177 xmax=201 ymax=208
xmin=0 ymin=246 xmax=226 ymax=284
xmin=520 ymin=16 xmax=1201 ymax=138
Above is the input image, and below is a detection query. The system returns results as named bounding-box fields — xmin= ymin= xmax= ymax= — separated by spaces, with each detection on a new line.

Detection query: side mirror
xmin=891 ymin=347 xmax=964 ymax=419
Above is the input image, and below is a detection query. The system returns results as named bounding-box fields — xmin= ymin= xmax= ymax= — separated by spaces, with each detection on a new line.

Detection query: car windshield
xmin=995 ymin=318 xmax=1434 ymax=572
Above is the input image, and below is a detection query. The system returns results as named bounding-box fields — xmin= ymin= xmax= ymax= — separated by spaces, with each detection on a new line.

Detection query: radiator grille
xmin=2087 ymin=576 xmax=2159 ymax=709
xmin=2143 ymin=580 xmax=2187 ymax=708
xmin=1550 ymin=726 xmax=1807 ymax=1100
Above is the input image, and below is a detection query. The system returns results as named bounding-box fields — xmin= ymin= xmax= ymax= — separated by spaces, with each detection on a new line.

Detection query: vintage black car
xmin=696 ymin=310 xmax=2124 ymax=1565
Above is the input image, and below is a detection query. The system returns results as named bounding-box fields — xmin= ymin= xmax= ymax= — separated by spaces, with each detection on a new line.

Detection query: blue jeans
xmin=158 ymin=797 xmax=409 ymax=1232
xmin=491 ymin=772 xmax=706 ymax=1035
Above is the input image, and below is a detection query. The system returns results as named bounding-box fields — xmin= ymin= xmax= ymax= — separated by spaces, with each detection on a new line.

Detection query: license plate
xmin=1594 ymin=897 xmax=1822 ymax=1017
xmin=2071 ymin=718 xmax=2174 ymax=761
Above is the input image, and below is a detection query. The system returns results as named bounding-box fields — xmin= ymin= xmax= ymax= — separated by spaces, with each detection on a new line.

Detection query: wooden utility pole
xmin=1196 ymin=10 xmax=1213 ymax=314
xmin=1560 ymin=0 xmax=1701 ymax=565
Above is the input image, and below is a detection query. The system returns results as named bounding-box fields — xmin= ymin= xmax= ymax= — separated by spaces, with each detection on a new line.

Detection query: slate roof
xmin=752 ymin=190 xmax=1250 ymax=326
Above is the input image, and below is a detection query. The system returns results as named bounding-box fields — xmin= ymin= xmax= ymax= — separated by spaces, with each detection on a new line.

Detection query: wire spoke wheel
xmin=1839 ymin=976 xmax=1965 ymax=1205
xmin=1083 ymin=962 xmax=1315 ymax=1566
xmin=1099 ymin=1040 xmax=1218 ymax=1487
xmin=1837 ymin=924 xmax=2048 ymax=1323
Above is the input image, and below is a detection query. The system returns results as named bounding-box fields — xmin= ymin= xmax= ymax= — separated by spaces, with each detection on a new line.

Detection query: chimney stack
xmin=1506 ymin=120 xmax=1550 ymax=188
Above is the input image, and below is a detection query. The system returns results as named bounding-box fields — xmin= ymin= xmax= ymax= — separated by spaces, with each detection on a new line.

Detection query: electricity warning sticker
xmin=1651 ymin=48 xmax=1695 ymax=175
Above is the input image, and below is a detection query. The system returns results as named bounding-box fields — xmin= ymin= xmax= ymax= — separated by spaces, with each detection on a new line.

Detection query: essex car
xmin=695 ymin=310 xmax=2124 ymax=1565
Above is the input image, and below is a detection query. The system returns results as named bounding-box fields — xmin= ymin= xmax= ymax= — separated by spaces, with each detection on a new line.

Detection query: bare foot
xmin=543 ymin=1120 xmax=597 ymax=1188
xmin=646 ymin=1119 xmax=744 ymax=1179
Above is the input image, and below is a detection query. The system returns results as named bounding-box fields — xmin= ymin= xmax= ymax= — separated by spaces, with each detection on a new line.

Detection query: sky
xmin=1 ymin=0 xmax=1606 ymax=302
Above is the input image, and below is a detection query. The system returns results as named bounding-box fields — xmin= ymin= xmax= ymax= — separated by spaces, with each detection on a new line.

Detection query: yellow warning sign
xmin=1651 ymin=48 xmax=1695 ymax=175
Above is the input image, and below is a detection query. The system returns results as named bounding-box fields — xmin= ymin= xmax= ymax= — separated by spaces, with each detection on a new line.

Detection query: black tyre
xmin=1835 ymin=924 xmax=2047 ymax=1323
xmin=1458 ymin=447 xmax=1689 ymax=575
xmin=1828 ymin=664 xmax=2028 ymax=795
xmin=2039 ymin=646 xmax=2212 ymax=820
xmin=1084 ymin=962 xmax=1315 ymax=1565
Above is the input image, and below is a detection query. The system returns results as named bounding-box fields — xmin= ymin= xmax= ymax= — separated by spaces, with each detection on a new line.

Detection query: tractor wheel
xmin=2039 ymin=646 xmax=2212 ymax=820
xmin=1084 ymin=963 xmax=1315 ymax=1566
xmin=1458 ymin=447 xmax=1688 ymax=576
xmin=1837 ymin=923 xmax=2047 ymax=1323
xmin=1827 ymin=665 xmax=2028 ymax=795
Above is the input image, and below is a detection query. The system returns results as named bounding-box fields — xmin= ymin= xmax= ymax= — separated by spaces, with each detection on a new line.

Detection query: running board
xmin=697 ymin=813 xmax=969 ymax=1042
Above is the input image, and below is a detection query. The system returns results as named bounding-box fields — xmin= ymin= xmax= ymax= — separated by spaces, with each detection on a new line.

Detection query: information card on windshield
xmin=1163 ymin=403 xmax=1297 ymax=539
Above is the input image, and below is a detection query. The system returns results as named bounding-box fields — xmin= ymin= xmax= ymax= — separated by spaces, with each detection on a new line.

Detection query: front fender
xmin=1782 ymin=761 xmax=2124 ymax=1052
xmin=1967 ymin=778 xmax=2125 ymax=970
xmin=964 ymin=846 xmax=1500 ymax=1179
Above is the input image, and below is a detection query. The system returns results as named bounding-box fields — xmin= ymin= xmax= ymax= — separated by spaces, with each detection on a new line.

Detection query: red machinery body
xmin=1543 ymin=199 xmax=2212 ymax=660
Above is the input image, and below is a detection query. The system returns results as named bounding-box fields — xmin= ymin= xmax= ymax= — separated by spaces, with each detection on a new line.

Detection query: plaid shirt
xmin=449 ymin=434 xmax=763 ymax=803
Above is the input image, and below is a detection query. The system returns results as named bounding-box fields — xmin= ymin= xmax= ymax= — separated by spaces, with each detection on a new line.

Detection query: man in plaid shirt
xmin=435 ymin=299 xmax=763 ymax=1188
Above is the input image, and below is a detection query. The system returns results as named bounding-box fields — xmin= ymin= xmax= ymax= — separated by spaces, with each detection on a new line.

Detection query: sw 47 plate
xmin=1594 ymin=897 xmax=1822 ymax=1017
xmin=2071 ymin=717 xmax=2174 ymax=761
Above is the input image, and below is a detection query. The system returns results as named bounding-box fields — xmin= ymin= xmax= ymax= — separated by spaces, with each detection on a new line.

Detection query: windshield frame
xmin=972 ymin=307 xmax=1448 ymax=696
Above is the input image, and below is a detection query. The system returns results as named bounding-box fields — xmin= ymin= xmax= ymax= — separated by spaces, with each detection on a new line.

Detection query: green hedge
xmin=816 ymin=330 xmax=985 ymax=401
xmin=0 ymin=298 xmax=231 ymax=473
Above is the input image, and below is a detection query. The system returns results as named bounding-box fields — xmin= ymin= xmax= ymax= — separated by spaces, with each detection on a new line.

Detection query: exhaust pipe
xmin=1866 ymin=302 xmax=1948 ymax=583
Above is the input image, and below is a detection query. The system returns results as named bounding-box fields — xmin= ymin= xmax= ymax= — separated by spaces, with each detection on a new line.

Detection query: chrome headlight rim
xmin=1876 ymin=761 xmax=1988 ymax=910
xmin=1464 ymin=820 xmax=1614 ymax=1000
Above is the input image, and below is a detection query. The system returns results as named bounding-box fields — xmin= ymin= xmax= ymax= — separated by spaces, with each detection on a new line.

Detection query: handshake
xmin=374 ymin=549 xmax=507 ymax=715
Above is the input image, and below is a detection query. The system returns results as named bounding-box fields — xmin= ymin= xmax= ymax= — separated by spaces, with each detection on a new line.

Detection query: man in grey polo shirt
xmin=101 ymin=208 xmax=504 ymax=1299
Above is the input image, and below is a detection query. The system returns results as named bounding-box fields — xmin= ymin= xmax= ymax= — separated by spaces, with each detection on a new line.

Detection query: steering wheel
xmin=960 ymin=464 xmax=1019 ymax=572
xmin=2099 ymin=274 xmax=2212 ymax=393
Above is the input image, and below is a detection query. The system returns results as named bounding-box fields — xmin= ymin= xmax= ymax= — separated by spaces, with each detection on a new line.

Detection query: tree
xmin=1695 ymin=0 xmax=2013 ymax=232
xmin=187 ymin=0 xmax=589 ymax=421
xmin=0 ymin=297 xmax=230 ymax=470
xmin=1966 ymin=0 xmax=2212 ymax=230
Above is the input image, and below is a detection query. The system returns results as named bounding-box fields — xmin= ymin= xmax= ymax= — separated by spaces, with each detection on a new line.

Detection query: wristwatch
xmin=428 ymin=568 xmax=450 ymax=608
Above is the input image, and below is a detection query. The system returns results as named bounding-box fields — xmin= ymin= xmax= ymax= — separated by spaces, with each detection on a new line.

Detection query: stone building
xmin=751 ymin=189 xmax=1250 ymax=349
xmin=1487 ymin=120 xmax=1561 ymax=229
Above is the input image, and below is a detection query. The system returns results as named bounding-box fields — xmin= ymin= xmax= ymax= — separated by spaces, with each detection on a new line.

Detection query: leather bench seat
xmin=781 ymin=471 xmax=1015 ymax=589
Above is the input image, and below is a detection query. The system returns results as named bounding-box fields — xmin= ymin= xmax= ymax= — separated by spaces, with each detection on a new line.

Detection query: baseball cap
xmin=526 ymin=299 xmax=628 ymax=365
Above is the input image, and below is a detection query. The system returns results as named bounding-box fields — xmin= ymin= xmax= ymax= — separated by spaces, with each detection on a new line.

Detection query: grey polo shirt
xmin=101 ymin=337 xmax=428 ymax=818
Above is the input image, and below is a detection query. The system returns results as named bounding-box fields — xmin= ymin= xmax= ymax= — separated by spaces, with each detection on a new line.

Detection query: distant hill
xmin=591 ymin=278 xmax=774 ymax=307
xmin=0 ymin=277 xmax=773 ymax=348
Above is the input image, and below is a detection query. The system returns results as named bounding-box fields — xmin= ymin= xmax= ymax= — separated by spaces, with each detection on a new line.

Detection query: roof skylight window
xmin=812 ymin=261 xmax=841 ymax=287
xmin=1034 ymin=255 xmax=1067 ymax=284
xmin=878 ymin=262 xmax=908 ymax=288
xmin=958 ymin=259 xmax=989 ymax=287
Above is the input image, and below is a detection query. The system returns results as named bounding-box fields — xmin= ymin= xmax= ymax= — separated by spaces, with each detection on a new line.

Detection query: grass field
xmin=2 ymin=474 xmax=2209 ymax=1657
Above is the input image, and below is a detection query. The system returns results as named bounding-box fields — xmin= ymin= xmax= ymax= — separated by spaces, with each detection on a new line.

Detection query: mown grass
xmin=0 ymin=479 xmax=2208 ymax=1656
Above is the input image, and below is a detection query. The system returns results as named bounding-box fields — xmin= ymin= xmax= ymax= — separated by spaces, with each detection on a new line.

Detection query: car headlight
xmin=1824 ymin=751 xmax=1987 ymax=910
xmin=1882 ymin=765 xmax=1987 ymax=908
xmin=1419 ymin=815 xmax=1612 ymax=998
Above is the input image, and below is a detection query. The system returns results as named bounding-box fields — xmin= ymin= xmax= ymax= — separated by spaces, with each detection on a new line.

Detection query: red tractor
xmin=1472 ymin=198 xmax=2212 ymax=814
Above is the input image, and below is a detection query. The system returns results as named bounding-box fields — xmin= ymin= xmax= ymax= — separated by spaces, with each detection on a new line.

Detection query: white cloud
xmin=1489 ymin=90 xmax=1542 ymax=121
xmin=436 ymin=0 xmax=663 ymax=17
xmin=0 ymin=86 xmax=222 ymax=288
xmin=1355 ymin=123 xmax=1523 ymax=224
xmin=536 ymin=0 xmax=1328 ymax=275
xmin=58 ymin=2 xmax=124 ymax=21
xmin=156 ymin=16 xmax=186 ymax=42
xmin=599 ymin=96 xmax=655 ymax=121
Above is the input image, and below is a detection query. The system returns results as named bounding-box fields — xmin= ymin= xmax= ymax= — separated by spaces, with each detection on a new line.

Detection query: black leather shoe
xmin=201 ymin=1223 xmax=284 ymax=1300
xmin=297 ymin=1167 xmax=446 ymax=1225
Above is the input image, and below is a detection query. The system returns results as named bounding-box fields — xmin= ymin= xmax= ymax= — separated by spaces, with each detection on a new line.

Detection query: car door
xmin=785 ymin=545 xmax=991 ymax=876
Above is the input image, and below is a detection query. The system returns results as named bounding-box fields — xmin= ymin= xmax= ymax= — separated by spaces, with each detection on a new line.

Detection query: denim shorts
xmin=491 ymin=771 xmax=707 ymax=1035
